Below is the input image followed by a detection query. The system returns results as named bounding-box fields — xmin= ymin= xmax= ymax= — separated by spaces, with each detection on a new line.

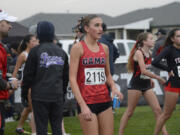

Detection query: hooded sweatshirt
xmin=99 ymin=34 xmax=119 ymax=75
xmin=22 ymin=21 xmax=69 ymax=102
xmin=0 ymin=42 xmax=9 ymax=99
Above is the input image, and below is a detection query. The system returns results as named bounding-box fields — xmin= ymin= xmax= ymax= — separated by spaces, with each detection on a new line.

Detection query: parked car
xmin=113 ymin=39 xmax=135 ymax=63
xmin=59 ymin=39 xmax=136 ymax=63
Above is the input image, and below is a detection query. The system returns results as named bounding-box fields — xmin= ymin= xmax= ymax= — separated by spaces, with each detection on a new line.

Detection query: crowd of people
xmin=0 ymin=10 xmax=179 ymax=135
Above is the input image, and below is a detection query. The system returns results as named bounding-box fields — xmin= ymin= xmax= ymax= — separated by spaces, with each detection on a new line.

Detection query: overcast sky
xmin=1 ymin=0 xmax=180 ymax=21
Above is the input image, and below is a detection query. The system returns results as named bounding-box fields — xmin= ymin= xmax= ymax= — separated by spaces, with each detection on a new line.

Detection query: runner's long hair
xmin=127 ymin=32 xmax=151 ymax=72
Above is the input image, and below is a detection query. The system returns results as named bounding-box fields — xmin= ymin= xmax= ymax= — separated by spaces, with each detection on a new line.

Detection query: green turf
xmin=5 ymin=105 xmax=180 ymax=135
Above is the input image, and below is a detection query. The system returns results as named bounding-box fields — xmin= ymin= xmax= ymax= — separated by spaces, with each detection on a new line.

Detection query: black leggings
xmin=0 ymin=102 xmax=5 ymax=135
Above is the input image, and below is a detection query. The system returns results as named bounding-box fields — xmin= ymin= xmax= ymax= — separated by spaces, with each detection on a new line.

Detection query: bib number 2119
xmin=85 ymin=68 xmax=106 ymax=85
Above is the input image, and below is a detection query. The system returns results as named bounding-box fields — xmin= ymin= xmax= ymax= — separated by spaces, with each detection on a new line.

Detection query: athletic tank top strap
xmin=139 ymin=49 xmax=146 ymax=58
xmin=97 ymin=42 xmax=104 ymax=52
xmin=80 ymin=40 xmax=103 ymax=54
xmin=19 ymin=51 xmax=29 ymax=81
xmin=22 ymin=51 xmax=28 ymax=59
xmin=138 ymin=49 xmax=151 ymax=63
xmin=80 ymin=40 xmax=88 ymax=52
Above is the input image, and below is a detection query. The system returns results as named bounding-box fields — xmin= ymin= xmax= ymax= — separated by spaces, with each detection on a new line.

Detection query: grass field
xmin=5 ymin=104 xmax=180 ymax=135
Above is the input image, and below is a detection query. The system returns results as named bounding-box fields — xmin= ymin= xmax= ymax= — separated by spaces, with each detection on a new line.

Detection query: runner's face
xmin=86 ymin=17 xmax=103 ymax=40
xmin=144 ymin=34 xmax=154 ymax=48
xmin=0 ymin=20 xmax=12 ymax=38
xmin=28 ymin=36 xmax=38 ymax=49
xmin=172 ymin=30 xmax=180 ymax=46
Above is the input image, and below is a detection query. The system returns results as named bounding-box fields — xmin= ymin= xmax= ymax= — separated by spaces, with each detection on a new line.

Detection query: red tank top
xmin=133 ymin=49 xmax=152 ymax=78
xmin=77 ymin=41 xmax=111 ymax=104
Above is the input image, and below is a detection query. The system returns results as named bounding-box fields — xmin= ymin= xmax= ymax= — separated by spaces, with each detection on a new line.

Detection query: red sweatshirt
xmin=0 ymin=43 xmax=9 ymax=99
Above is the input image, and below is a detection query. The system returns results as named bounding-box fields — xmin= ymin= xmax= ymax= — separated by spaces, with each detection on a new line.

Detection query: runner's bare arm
xmin=135 ymin=50 xmax=162 ymax=80
xmin=12 ymin=53 xmax=26 ymax=78
xmin=69 ymin=43 xmax=87 ymax=107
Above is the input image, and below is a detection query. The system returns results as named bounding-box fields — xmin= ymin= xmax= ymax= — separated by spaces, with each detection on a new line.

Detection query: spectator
xmin=152 ymin=29 xmax=167 ymax=58
xmin=0 ymin=10 xmax=18 ymax=135
xmin=21 ymin=21 xmax=69 ymax=135
xmin=99 ymin=28 xmax=119 ymax=75
xmin=72 ymin=17 xmax=85 ymax=43
xmin=10 ymin=41 xmax=19 ymax=64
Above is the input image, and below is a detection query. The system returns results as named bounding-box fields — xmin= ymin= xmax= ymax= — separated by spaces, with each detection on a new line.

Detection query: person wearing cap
xmin=0 ymin=10 xmax=18 ymax=135
xmin=21 ymin=21 xmax=69 ymax=135
xmin=72 ymin=17 xmax=86 ymax=44
xmin=152 ymin=29 xmax=167 ymax=58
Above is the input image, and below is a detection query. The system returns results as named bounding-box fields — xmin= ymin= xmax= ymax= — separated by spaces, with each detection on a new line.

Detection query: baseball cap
xmin=0 ymin=10 xmax=17 ymax=22
xmin=155 ymin=29 xmax=167 ymax=35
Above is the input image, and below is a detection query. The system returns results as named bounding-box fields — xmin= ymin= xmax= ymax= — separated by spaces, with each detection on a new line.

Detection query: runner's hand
xmin=112 ymin=89 xmax=123 ymax=101
xmin=11 ymin=79 xmax=18 ymax=90
xmin=158 ymin=77 xmax=166 ymax=85
xmin=150 ymin=79 xmax=155 ymax=88
xmin=80 ymin=104 xmax=93 ymax=121
xmin=168 ymin=70 xmax=174 ymax=77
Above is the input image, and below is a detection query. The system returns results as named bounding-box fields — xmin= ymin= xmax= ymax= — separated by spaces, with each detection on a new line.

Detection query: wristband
xmin=8 ymin=77 xmax=17 ymax=89
xmin=9 ymin=82 xmax=15 ymax=89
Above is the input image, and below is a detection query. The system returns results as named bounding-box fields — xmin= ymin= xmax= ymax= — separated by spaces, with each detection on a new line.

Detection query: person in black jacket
xmin=152 ymin=28 xmax=180 ymax=135
xmin=21 ymin=21 xmax=69 ymax=135
xmin=152 ymin=29 xmax=167 ymax=58
xmin=99 ymin=24 xmax=119 ymax=75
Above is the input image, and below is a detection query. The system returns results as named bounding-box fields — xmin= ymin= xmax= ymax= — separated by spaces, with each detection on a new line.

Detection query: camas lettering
xmin=82 ymin=57 xmax=105 ymax=65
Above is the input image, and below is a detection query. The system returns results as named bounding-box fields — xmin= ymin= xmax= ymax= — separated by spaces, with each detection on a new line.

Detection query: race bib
xmin=85 ymin=68 xmax=106 ymax=85
xmin=140 ymin=74 xmax=150 ymax=79
xmin=177 ymin=66 xmax=180 ymax=77
xmin=140 ymin=69 xmax=151 ymax=79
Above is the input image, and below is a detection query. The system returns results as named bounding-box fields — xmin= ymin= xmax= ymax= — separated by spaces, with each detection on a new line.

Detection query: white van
xmin=59 ymin=39 xmax=136 ymax=63
xmin=113 ymin=39 xmax=135 ymax=63
xmin=59 ymin=39 xmax=74 ymax=57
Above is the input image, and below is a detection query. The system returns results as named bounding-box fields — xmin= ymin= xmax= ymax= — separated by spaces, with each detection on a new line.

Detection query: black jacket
xmin=152 ymin=36 xmax=166 ymax=58
xmin=22 ymin=42 xmax=69 ymax=102
xmin=99 ymin=34 xmax=119 ymax=75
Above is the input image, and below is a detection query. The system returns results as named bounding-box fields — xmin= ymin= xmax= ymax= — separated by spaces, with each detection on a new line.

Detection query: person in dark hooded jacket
xmin=152 ymin=29 xmax=167 ymax=58
xmin=21 ymin=21 xmax=69 ymax=135
xmin=99 ymin=32 xmax=119 ymax=75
